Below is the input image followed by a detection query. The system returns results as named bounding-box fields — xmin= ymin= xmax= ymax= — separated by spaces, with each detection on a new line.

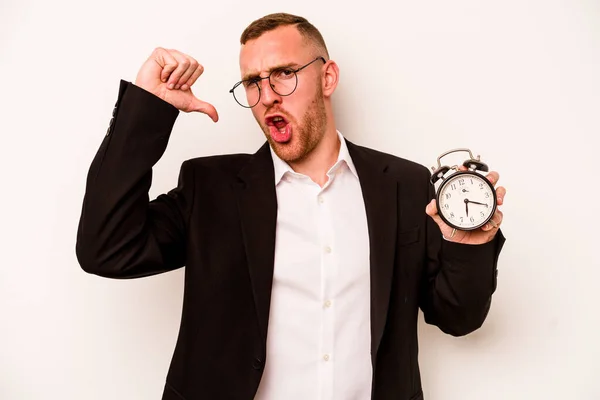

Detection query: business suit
xmin=76 ymin=80 xmax=505 ymax=400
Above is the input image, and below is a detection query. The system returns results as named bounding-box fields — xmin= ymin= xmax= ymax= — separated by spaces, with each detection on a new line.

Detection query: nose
xmin=259 ymin=78 xmax=282 ymax=108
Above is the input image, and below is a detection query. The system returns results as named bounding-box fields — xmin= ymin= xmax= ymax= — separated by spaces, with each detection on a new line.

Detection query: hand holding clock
xmin=426 ymin=168 xmax=506 ymax=245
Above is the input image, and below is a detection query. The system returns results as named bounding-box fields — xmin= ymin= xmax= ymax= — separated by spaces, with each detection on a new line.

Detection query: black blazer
xmin=76 ymin=81 xmax=505 ymax=400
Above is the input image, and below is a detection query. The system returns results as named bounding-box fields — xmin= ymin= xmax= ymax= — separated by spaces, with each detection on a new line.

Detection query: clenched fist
xmin=135 ymin=47 xmax=219 ymax=121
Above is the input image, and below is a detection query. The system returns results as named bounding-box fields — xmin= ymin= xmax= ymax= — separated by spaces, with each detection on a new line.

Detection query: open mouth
xmin=265 ymin=114 xmax=292 ymax=143
xmin=266 ymin=115 xmax=288 ymax=131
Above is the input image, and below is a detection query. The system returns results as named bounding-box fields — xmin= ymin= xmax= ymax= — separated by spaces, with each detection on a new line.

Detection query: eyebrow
xmin=242 ymin=62 xmax=301 ymax=82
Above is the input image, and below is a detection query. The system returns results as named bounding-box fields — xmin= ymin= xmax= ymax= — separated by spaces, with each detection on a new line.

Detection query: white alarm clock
xmin=430 ymin=148 xmax=497 ymax=231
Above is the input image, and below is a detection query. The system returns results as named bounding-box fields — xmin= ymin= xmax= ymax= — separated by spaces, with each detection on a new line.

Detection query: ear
xmin=321 ymin=60 xmax=339 ymax=97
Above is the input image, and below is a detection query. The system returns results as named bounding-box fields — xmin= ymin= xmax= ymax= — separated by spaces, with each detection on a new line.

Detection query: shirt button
xmin=323 ymin=354 xmax=330 ymax=361
xmin=324 ymin=300 xmax=332 ymax=308
xmin=318 ymin=196 xmax=324 ymax=204
xmin=324 ymin=246 xmax=332 ymax=254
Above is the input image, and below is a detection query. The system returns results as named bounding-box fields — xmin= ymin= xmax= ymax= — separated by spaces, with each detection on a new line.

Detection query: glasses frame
xmin=229 ymin=56 xmax=326 ymax=108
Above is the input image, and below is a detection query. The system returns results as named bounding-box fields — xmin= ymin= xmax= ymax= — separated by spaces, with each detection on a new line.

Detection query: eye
xmin=243 ymin=79 xmax=259 ymax=88
xmin=273 ymin=68 xmax=295 ymax=80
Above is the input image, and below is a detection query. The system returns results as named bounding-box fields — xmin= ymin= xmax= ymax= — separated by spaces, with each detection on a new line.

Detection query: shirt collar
xmin=270 ymin=130 xmax=358 ymax=185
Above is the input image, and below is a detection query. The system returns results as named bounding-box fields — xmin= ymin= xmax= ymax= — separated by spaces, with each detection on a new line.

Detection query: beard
xmin=261 ymin=85 xmax=327 ymax=164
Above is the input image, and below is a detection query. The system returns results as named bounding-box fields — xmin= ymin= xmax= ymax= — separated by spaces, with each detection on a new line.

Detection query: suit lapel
xmin=347 ymin=141 xmax=398 ymax=362
xmin=235 ymin=142 xmax=277 ymax=344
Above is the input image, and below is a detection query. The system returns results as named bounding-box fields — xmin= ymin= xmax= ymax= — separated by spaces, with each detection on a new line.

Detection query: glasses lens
xmin=232 ymin=81 xmax=259 ymax=108
xmin=270 ymin=69 xmax=298 ymax=96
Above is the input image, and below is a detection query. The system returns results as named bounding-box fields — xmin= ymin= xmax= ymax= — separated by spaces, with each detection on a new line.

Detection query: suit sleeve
xmin=76 ymin=80 xmax=192 ymax=279
xmin=419 ymin=182 xmax=506 ymax=336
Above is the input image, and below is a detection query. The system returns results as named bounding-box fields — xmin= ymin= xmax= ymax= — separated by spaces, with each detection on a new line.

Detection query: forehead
xmin=239 ymin=25 xmax=312 ymax=76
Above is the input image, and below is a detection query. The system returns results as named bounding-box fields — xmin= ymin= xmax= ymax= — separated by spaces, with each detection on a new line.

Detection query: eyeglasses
xmin=229 ymin=57 xmax=326 ymax=108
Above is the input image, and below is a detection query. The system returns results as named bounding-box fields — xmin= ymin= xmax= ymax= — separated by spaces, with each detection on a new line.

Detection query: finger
xmin=154 ymin=48 xmax=179 ymax=84
xmin=176 ymin=64 xmax=196 ymax=89
xmin=496 ymin=186 xmax=506 ymax=205
xmin=427 ymin=208 xmax=445 ymax=228
xmin=190 ymin=95 xmax=219 ymax=122
xmin=425 ymin=199 xmax=457 ymax=237
xmin=181 ymin=64 xmax=205 ymax=91
xmin=171 ymin=52 xmax=199 ymax=89
xmin=166 ymin=51 xmax=192 ymax=90
xmin=425 ymin=199 xmax=443 ymax=226
xmin=494 ymin=209 xmax=503 ymax=225
xmin=486 ymin=171 xmax=500 ymax=186
xmin=482 ymin=209 xmax=503 ymax=231
xmin=425 ymin=199 xmax=438 ymax=217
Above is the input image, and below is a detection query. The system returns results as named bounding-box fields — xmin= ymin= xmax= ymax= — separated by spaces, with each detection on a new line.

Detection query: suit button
xmin=252 ymin=357 xmax=264 ymax=370
xmin=106 ymin=117 xmax=114 ymax=136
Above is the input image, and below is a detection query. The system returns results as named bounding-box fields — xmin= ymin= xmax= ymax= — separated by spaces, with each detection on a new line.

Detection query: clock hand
xmin=466 ymin=200 xmax=489 ymax=207
xmin=464 ymin=198 xmax=469 ymax=217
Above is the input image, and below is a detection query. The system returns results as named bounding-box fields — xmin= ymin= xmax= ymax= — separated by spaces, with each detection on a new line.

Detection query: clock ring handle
xmin=433 ymin=148 xmax=489 ymax=173
xmin=435 ymin=148 xmax=477 ymax=169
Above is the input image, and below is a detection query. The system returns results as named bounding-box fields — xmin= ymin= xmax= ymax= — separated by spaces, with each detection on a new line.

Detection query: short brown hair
xmin=240 ymin=13 xmax=329 ymax=58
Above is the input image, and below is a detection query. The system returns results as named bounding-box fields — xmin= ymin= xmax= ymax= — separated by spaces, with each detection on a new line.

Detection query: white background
xmin=1 ymin=0 xmax=599 ymax=399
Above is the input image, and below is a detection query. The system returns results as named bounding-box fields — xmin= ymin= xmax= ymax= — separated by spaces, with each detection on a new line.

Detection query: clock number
xmin=470 ymin=217 xmax=475 ymax=223
xmin=451 ymin=184 xmax=457 ymax=190
xmin=479 ymin=183 xmax=484 ymax=189
xmin=459 ymin=179 xmax=465 ymax=186
xmin=460 ymin=217 xmax=464 ymax=223
xmin=485 ymin=192 xmax=490 ymax=198
xmin=480 ymin=211 xmax=485 ymax=217
xmin=471 ymin=179 xmax=474 ymax=184
xmin=444 ymin=204 xmax=449 ymax=209
xmin=450 ymin=212 xmax=455 ymax=218
xmin=445 ymin=193 xmax=451 ymax=200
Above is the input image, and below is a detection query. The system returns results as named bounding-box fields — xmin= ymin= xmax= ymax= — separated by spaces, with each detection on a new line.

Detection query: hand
xmin=134 ymin=47 xmax=218 ymax=121
xmin=426 ymin=168 xmax=506 ymax=245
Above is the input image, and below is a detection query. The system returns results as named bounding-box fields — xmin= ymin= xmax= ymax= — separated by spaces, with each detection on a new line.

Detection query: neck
xmin=288 ymin=126 xmax=340 ymax=187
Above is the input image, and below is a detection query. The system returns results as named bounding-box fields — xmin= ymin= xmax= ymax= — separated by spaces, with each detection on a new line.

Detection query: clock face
xmin=437 ymin=172 xmax=496 ymax=230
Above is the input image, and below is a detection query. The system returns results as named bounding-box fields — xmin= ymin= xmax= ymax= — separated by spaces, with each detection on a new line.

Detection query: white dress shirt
xmin=254 ymin=132 xmax=372 ymax=400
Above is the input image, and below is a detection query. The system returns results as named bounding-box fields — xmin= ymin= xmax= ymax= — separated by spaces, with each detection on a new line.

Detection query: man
xmin=76 ymin=12 xmax=506 ymax=400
